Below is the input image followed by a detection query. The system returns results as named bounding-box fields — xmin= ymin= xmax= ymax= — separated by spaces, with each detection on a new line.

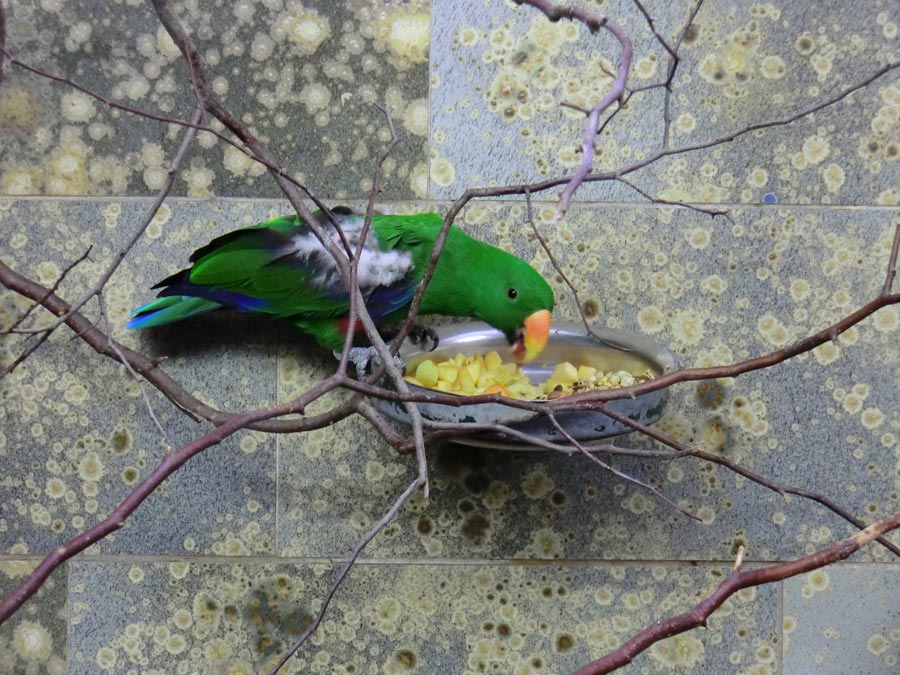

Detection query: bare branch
xmin=593 ymin=403 xmax=900 ymax=558
xmin=630 ymin=0 xmax=677 ymax=59
xmin=523 ymin=190 xmax=638 ymax=352
xmin=0 ymin=259 xmax=362 ymax=433
xmin=565 ymin=291 xmax=900 ymax=405
xmin=570 ymin=512 xmax=900 ymax=675
xmin=436 ymin=60 xmax=899 ymax=210
xmin=692 ymin=448 xmax=900 ymax=558
xmin=616 ymin=176 xmax=733 ymax=222
xmin=515 ymin=0 xmax=634 ymax=223
xmin=560 ymin=100 xmax=591 ymax=115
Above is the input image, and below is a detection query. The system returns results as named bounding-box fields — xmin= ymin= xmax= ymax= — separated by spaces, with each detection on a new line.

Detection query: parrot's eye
xmin=507 ymin=288 xmax=518 ymax=299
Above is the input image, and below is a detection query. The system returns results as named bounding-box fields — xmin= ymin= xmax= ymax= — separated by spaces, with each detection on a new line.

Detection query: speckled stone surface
xmin=783 ymin=564 xmax=900 ymax=674
xmin=0 ymin=560 xmax=67 ymax=674
xmin=278 ymin=201 xmax=900 ymax=563
xmin=2 ymin=196 xmax=900 ymax=673
xmin=430 ymin=0 xmax=900 ymax=205
xmin=2 ymin=0 xmax=900 ymax=672
xmin=0 ymin=1 xmax=428 ymax=199
xmin=0 ymin=199 xmax=277 ymax=556
xmin=67 ymin=559 xmax=778 ymax=674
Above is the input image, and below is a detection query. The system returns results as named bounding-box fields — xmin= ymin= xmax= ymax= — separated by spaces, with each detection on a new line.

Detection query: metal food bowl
xmin=376 ymin=321 xmax=675 ymax=450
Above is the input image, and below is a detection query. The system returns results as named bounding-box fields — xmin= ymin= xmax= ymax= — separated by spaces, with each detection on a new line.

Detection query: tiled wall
xmin=1 ymin=1 xmax=899 ymax=673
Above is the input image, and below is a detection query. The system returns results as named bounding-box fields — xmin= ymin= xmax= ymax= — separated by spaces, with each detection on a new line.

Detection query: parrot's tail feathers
xmin=126 ymin=296 xmax=223 ymax=329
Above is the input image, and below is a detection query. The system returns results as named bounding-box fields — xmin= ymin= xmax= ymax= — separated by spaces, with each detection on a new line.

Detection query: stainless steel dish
xmin=376 ymin=321 xmax=674 ymax=450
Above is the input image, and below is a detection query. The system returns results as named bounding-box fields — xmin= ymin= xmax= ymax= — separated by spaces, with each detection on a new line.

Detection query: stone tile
xmin=783 ymin=563 xmax=900 ymax=674
xmin=68 ymin=559 xmax=778 ymax=674
xmin=430 ymin=0 xmax=900 ymax=205
xmin=278 ymin=201 xmax=900 ymax=562
xmin=662 ymin=0 xmax=900 ymax=207
xmin=0 ymin=199 xmax=278 ymax=555
xmin=0 ymin=560 xmax=67 ymax=674
xmin=1 ymin=1 xmax=428 ymax=199
xmin=429 ymin=0 xmax=671 ymax=202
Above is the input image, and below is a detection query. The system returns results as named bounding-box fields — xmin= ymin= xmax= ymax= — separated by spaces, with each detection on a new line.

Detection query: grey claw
xmin=409 ymin=325 xmax=440 ymax=352
xmin=341 ymin=346 xmax=406 ymax=379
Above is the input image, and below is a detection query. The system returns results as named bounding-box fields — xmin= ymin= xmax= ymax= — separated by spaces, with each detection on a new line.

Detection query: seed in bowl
xmin=404 ymin=351 xmax=654 ymax=400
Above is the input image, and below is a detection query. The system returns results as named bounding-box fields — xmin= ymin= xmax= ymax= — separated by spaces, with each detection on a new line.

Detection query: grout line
xmin=11 ymin=552 xmax=896 ymax=566
xmin=274 ymin=433 xmax=281 ymax=558
xmin=425 ymin=1 xmax=434 ymax=201
xmin=12 ymin=553 xmax=871 ymax=567
xmin=274 ymin=333 xmax=281 ymax=558
xmin=65 ymin=556 xmax=71 ymax=673
xmin=778 ymin=578 xmax=785 ymax=675
xmin=4 ymin=194 xmax=900 ymax=213
xmin=16 ymin=555 xmax=893 ymax=571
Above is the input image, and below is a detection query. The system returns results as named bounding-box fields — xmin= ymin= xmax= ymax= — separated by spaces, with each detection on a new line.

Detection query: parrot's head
xmin=471 ymin=251 xmax=555 ymax=364
xmin=421 ymin=223 xmax=555 ymax=363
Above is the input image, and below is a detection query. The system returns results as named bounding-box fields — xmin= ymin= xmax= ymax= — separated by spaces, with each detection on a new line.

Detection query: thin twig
xmin=630 ymin=0 xmax=677 ymax=59
xmin=267 ymin=477 xmax=425 ymax=674
xmin=0 ymin=259 xmax=364 ymax=432
xmin=523 ymin=190 xmax=626 ymax=348
xmin=3 ymin=246 xmax=93 ymax=335
xmin=616 ymin=175 xmax=733 ymax=222
xmin=692 ymin=449 xmax=900 ymax=557
xmin=882 ymin=221 xmax=900 ymax=294
xmin=547 ymin=411 xmax=702 ymax=521
xmin=560 ymin=100 xmax=591 ymax=114
xmin=593 ymin=402 xmax=900 ymax=558
xmin=358 ymin=104 xmax=431 ymax=496
xmin=662 ymin=0 xmax=706 ymax=148
xmin=1 ymin=323 xmax=51 ymax=376
xmin=97 ymin=294 xmax=173 ymax=450
xmin=338 ymin=102 xmax=402 ymax=376
xmin=1 ymin=105 xmax=205 ymax=378
xmin=436 ymin=60 xmax=900 ymax=215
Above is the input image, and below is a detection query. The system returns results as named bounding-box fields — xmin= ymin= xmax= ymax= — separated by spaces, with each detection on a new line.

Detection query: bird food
xmin=404 ymin=351 xmax=654 ymax=400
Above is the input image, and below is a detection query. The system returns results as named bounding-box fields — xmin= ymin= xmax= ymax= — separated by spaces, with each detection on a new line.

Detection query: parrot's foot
xmin=407 ymin=324 xmax=440 ymax=352
xmin=337 ymin=347 xmax=406 ymax=380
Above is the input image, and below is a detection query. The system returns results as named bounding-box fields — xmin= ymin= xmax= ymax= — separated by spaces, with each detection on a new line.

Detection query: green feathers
xmin=129 ymin=210 xmax=554 ymax=351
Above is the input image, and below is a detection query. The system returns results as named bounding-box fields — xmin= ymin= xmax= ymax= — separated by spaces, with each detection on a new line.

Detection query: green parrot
xmin=128 ymin=208 xmax=555 ymax=364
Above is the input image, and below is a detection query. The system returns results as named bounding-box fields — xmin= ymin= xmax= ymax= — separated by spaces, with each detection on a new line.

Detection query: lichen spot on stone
xmin=13 ymin=620 xmax=53 ymax=661
xmin=382 ymin=12 xmax=430 ymax=65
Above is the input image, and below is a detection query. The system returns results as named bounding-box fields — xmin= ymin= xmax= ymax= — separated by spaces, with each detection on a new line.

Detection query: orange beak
xmin=511 ymin=309 xmax=551 ymax=363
